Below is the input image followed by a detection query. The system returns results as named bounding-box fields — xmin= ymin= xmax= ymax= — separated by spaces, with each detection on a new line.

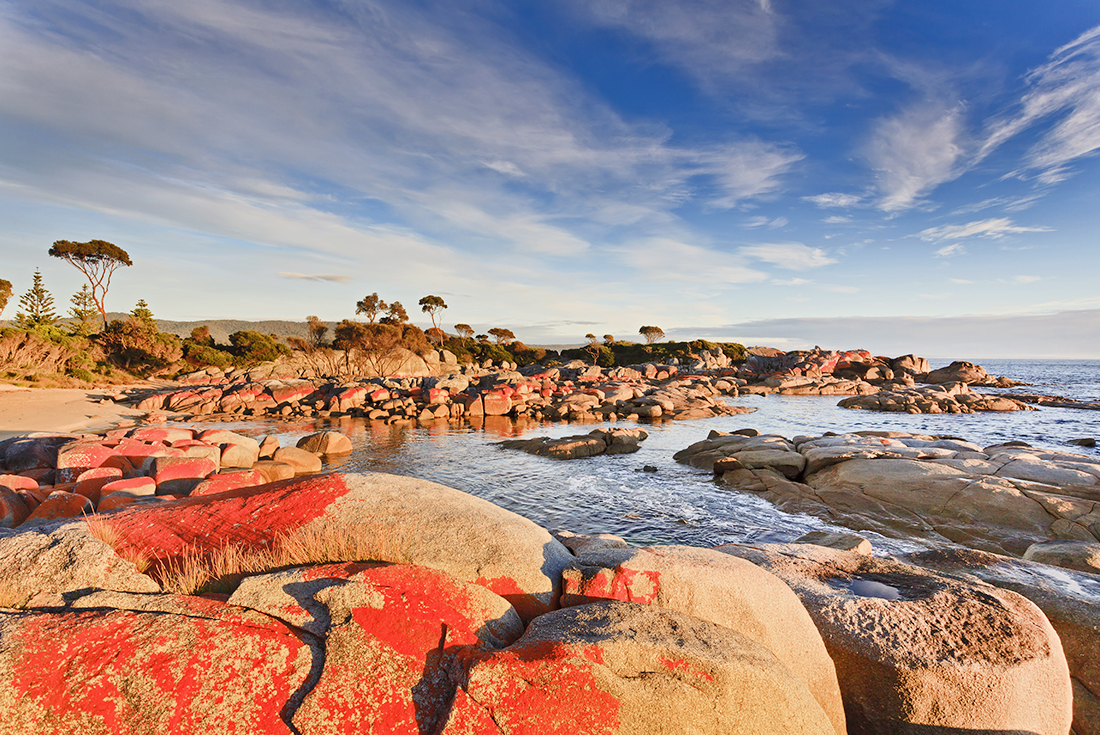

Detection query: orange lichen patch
xmin=104 ymin=473 xmax=354 ymax=562
xmin=290 ymin=563 xmax=519 ymax=734
xmin=561 ymin=566 xmax=661 ymax=607
xmin=23 ymin=491 xmax=92 ymax=524
xmin=462 ymin=640 xmax=621 ymax=735
xmin=7 ymin=606 xmax=311 ymax=733
xmin=659 ymin=656 xmax=715 ymax=682
xmin=476 ymin=575 xmax=555 ymax=621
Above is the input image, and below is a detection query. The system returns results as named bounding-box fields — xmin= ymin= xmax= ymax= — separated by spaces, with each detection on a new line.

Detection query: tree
xmin=603 ymin=334 xmax=615 ymax=346
xmin=639 ymin=325 xmax=665 ymax=344
xmin=585 ymin=334 xmax=600 ymax=364
xmin=425 ymin=327 xmax=446 ymax=346
xmin=306 ymin=315 xmax=329 ymax=347
xmin=15 ymin=269 xmax=57 ymax=329
xmin=48 ymin=239 xmax=132 ymax=324
xmin=488 ymin=327 xmax=515 ymax=345
xmin=379 ymin=301 xmax=408 ymax=325
xmin=454 ymin=323 xmax=474 ymax=347
xmin=475 ymin=334 xmax=488 ymax=343
xmin=418 ymin=295 xmax=447 ymax=345
xmin=0 ymin=279 xmax=12 ymax=319
xmin=130 ymin=299 xmax=156 ymax=326
xmin=355 ymin=293 xmax=387 ymax=324
xmin=68 ymin=284 xmax=99 ymax=336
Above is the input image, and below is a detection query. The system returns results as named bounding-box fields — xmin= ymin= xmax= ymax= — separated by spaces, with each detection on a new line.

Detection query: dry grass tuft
xmin=86 ymin=516 xmax=152 ymax=573
xmin=153 ymin=521 xmax=418 ymax=596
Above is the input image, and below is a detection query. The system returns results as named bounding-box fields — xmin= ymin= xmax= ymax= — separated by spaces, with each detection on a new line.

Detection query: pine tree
xmin=68 ymin=284 xmax=99 ymax=336
xmin=15 ymin=269 xmax=57 ymax=329
xmin=130 ymin=299 xmax=156 ymax=326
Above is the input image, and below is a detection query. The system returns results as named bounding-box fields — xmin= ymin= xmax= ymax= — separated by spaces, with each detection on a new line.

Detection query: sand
xmin=0 ymin=384 xmax=149 ymax=440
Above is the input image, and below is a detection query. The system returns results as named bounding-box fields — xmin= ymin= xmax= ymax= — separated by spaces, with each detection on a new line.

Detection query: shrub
xmin=228 ymin=330 xmax=291 ymax=365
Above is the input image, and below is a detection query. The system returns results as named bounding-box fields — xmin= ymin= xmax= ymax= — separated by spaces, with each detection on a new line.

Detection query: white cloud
xmin=935 ymin=243 xmax=965 ymax=258
xmin=951 ymin=194 xmax=1043 ymax=215
xmin=979 ymin=25 xmax=1100 ymax=182
xmin=772 ymin=277 xmax=811 ymax=286
xmin=701 ymin=142 xmax=803 ymax=208
xmin=918 ymin=217 xmax=1052 ymax=241
xmin=822 ymin=284 xmax=860 ymax=294
xmin=866 ymin=102 xmax=965 ymax=212
xmin=822 ymin=215 xmax=851 ymax=224
xmin=802 ymin=192 xmax=862 ymax=208
xmin=624 ymin=238 xmax=769 ymax=284
xmin=280 ymin=272 xmax=354 ymax=283
xmin=1011 ymin=275 xmax=1041 ymax=284
xmin=739 ymin=242 xmax=836 ymax=270
xmin=743 ymin=215 xmax=788 ymax=229
xmin=571 ymin=0 xmax=780 ymax=91
xmin=948 ymin=277 xmax=974 ymax=284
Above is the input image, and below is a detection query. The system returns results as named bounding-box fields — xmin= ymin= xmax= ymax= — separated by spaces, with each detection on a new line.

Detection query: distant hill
xmin=143 ymin=317 xmax=328 ymax=344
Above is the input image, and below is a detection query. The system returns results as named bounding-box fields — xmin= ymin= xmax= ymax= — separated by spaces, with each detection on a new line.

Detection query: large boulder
xmin=901 ymin=548 xmax=1100 ymax=735
xmin=716 ymin=543 xmax=1072 ymax=735
xmin=499 ymin=429 xmax=648 ymax=460
xmin=101 ymin=472 xmax=574 ymax=621
xmin=241 ymin=562 xmax=524 ymax=733
xmin=561 ymin=544 xmax=846 ymax=734
xmin=0 ymin=592 xmax=317 ymax=733
xmin=804 ymin=458 xmax=1061 ymax=555
xmin=455 ymin=601 xmax=835 ymax=734
xmin=0 ymin=520 xmax=161 ymax=609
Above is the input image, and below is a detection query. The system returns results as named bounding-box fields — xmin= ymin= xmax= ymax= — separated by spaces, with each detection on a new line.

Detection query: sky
xmin=1 ymin=0 xmax=1099 ymax=358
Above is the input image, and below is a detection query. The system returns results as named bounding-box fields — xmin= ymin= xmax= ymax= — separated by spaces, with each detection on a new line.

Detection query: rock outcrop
xmin=498 ymin=428 xmax=648 ymax=459
xmin=0 ymin=466 xmax=1083 ymax=734
xmin=717 ymin=543 xmax=1073 ymax=735
xmin=677 ymin=429 xmax=1100 ymax=556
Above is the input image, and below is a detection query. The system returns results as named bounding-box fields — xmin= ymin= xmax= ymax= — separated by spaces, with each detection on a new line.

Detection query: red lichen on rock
xmin=461 ymin=639 xmax=621 ymax=735
xmin=561 ymin=566 xmax=661 ymax=606
xmin=5 ymin=606 xmax=310 ymax=734
xmin=102 ymin=473 xmax=354 ymax=562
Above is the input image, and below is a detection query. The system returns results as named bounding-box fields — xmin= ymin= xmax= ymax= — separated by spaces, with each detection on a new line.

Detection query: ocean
xmin=218 ymin=358 xmax=1100 ymax=556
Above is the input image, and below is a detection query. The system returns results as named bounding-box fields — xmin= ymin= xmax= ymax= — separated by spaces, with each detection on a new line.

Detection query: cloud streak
xmin=917 ymin=217 xmax=1052 ymax=242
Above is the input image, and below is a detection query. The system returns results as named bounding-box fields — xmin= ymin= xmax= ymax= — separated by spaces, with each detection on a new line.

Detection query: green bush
xmin=228 ymin=330 xmax=291 ymax=365
xmin=68 ymin=368 xmax=95 ymax=383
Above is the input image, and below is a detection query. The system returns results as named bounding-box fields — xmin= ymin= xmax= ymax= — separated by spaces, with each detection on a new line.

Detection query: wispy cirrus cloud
xmin=280 ymin=272 xmax=354 ymax=283
xmin=625 ymin=238 xmax=769 ymax=283
xmin=739 ymin=242 xmax=836 ymax=270
xmin=978 ymin=25 xmax=1100 ymax=182
xmin=917 ymin=217 xmax=1052 ymax=242
xmin=802 ymin=192 xmax=862 ymax=208
xmin=866 ymin=101 xmax=966 ymax=212
xmin=570 ymin=0 xmax=781 ymax=91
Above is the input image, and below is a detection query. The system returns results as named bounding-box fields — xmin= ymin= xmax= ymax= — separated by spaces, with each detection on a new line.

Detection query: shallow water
xmin=202 ymin=378 xmax=1098 ymax=557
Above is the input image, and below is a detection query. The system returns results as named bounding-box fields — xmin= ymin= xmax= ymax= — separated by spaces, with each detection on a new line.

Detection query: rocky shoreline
xmin=0 ymin=414 xmax=1098 ymax=732
xmin=113 ymin=349 xmax=1051 ymax=428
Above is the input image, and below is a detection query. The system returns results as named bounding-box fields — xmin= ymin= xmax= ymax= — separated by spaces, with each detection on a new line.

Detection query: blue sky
xmin=2 ymin=0 xmax=1099 ymax=357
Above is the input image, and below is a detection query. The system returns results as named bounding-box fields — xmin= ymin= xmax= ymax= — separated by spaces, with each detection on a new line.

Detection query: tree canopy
xmin=48 ymin=239 xmax=132 ymax=324
xmin=488 ymin=327 xmax=515 ymax=344
xmin=68 ymin=284 xmax=98 ymax=336
xmin=454 ymin=323 xmax=474 ymax=344
xmin=355 ymin=293 xmax=387 ymax=323
xmin=639 ymin=325 xmax=665 ymax=344
xmin=418 ymin=295 xmax=447 ymax=345
xmin=379 ymin=301 xmax=408 ymax=325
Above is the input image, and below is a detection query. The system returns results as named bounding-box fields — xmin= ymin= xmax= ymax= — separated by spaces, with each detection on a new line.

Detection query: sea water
xmin=217 ymin=359 xmax=1100 ymax=555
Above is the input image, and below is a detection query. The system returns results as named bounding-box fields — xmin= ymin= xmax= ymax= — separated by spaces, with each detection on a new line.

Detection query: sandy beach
xmin=0 ymin=384 xmax=148 ymax=439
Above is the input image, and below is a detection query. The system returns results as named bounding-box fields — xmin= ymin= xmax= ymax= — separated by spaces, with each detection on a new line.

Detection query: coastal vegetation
xmin=2 ymin=255 xmax=750 ymax=386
